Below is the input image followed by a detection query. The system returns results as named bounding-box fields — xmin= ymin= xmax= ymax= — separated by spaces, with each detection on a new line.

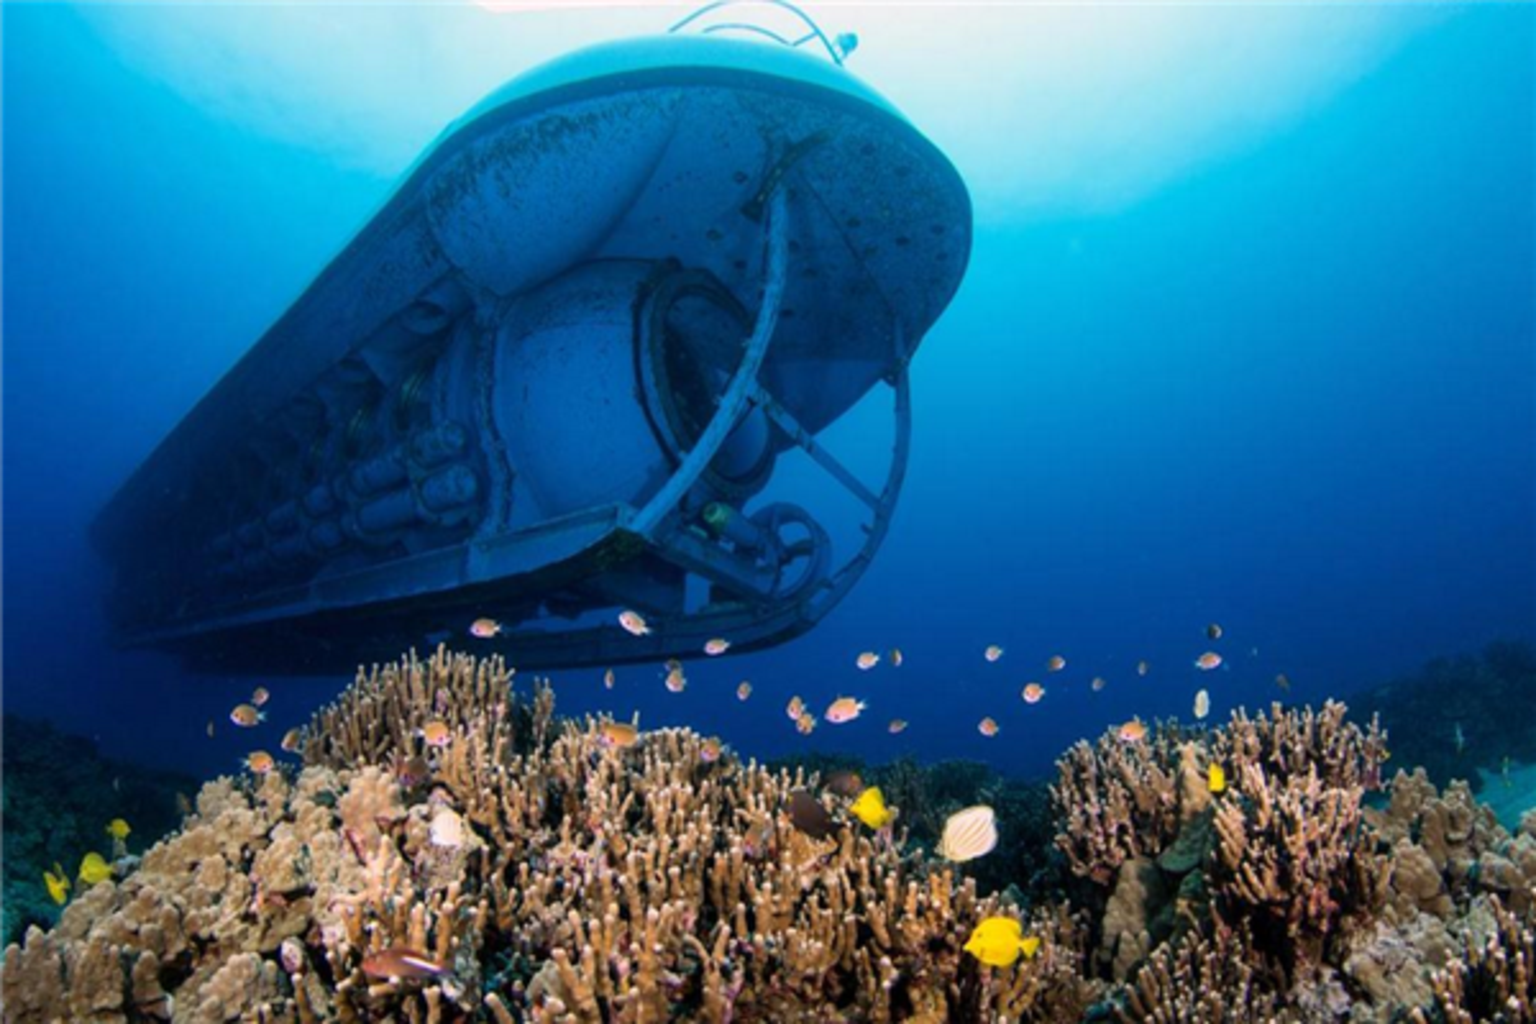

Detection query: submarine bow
xmin=91 ymin=23 xmax=973 ymax=674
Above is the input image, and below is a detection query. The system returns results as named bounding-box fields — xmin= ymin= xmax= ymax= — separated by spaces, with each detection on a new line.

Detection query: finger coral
xmin=2 ymin=647 xmax=1072 ymax=1023
xmin=9 ymin=651 xmax=1536 ymax=1024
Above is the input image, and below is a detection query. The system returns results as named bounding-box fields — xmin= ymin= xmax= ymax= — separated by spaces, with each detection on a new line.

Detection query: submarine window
xmin=649 ymin=273 xmax=750 ymax=452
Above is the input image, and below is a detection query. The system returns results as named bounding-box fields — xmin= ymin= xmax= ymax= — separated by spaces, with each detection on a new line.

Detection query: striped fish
xmin=938 ymin=805 xmax=998 ymax=863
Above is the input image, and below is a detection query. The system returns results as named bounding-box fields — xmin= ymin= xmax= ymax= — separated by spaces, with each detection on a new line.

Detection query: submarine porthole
xmin=641 ymin=268 xmax=774 ymax=498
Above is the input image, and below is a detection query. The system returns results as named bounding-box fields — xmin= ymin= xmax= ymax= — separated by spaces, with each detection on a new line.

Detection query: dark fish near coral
xmin=392 ymin=754 xmax=431 ymax=788
xmin=823 ymin=770 xmax=864 ymax=798
xmin=360 ymin=946 xmax=450 ymax=981
xmin=787 ymin=790 xmax=834 ymax=839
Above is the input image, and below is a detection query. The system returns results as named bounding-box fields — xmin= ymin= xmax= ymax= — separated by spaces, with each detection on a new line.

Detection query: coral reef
xmin=0 ymin=714 xmax=196 ymax=947
xmin=9 ymin=649 xmax=1536 ymax=1023
xmin=3 ymin=649 xmax=1084 ymax=1022
xmin=1055 ymin=700 xmax=1536 ymax=1021
xmin=770 ymin=753 xmax=1061 ymax=905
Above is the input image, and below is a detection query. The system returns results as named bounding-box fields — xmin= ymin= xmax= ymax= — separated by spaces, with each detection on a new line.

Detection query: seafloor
xmin=5 ymin=646 xmax=1536 ymax=1023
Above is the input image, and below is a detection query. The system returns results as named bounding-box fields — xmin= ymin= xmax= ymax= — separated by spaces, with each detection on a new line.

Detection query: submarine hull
xmin=92 ymin=34 xmax=972 ymax=673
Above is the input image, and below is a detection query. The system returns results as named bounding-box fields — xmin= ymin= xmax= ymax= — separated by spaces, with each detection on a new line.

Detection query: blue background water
xmin=4 ymin=4 xmax=1532 ymax=784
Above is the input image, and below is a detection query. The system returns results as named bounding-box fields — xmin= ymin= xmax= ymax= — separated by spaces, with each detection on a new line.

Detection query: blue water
xmin=4 ymin=4 xmax=1532 ymax=784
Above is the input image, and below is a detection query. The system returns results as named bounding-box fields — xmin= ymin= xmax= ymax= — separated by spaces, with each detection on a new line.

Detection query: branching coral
xmin=1050 ymin=723 xmax=1197 ymax=884
xmin=2 ymin=648 xmax=1058 ymax=1023
xmin=10 ymin=651 xmax=1536 ymax=1024
xmin=1209 ymin=759 xmax=1388 ymax=974
xmin=1118 ymin=923 xmax=1287 ymax=1024
xmin=1411 ymin=894 xmax=1536 ymax=1024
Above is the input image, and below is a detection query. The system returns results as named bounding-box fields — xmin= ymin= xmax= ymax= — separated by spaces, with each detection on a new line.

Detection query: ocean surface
xmin=3 ymin=2 xmax=1532 ymax=787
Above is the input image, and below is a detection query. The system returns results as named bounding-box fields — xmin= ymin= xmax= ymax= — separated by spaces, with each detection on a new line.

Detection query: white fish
xmin=1193 ymin=688 xmax=1210 ymax=720
xmin=704 ymin=638 xmax=731 ymax=656
xmin=938 ymin=805 xmax=998 ymax=863
xmin=429 ymin=809 xmax=465 ymax=848
xmin=618 ymin=610 xmax=650 ymax=636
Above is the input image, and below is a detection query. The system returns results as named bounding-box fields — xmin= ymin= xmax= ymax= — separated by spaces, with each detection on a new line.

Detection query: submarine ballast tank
xmin=91 ymin=2 xmax=973 ymax=674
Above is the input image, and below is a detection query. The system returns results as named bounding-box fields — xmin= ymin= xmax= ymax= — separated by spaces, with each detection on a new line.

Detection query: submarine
xmin=91 ymin=1 xmax=972 ymax=674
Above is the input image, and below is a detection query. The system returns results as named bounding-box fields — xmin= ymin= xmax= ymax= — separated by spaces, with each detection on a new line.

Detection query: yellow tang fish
xmin=43 ymin=864 xmax=70 ymax=905
xmin=964 ymin=917 xmax=1041 ymax=967
xmin=78 ymin=852 xmax=112 ymax=886
xmin=849 ymin=787 xmax=895 ymax=830
xmin=1208 ymin=763 xmax=1227 ymax=794
xmin=105 ymin=818 xmax=131 ymax=840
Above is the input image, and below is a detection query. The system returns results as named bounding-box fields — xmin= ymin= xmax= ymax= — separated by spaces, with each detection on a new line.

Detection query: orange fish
xmin=469 ymin=617 xmax=501 ymax=639
xmin=229 ymin=704 xmax=264 ymax=727
xmin=824 ymin=697 xmax=867 ymax=724
xmin=1091 ymin=676 xmax=1106 ymax=692
xmin=699 ymin=737 xmax=723 ymax=763
xmin=704 ymin=638 xmax=731 ymax=656
xmin=420 ymin=720 xmax=452 ymax=748
xmin=1022 ymin=683 xmax=1046 ymax=704
xmin=786 ymin=696 xmax=804 ymax=720
xmin=1046 ymin=655 xmax=1067 ymax=672
xmin=280 ymin=728 xmax=302 ymax=753
xmin=978 ymin=717 xmax=999 ymax=737
xmin=244 ymin=751 xmax=275 ymax=775
xmin=796 ymin=712 xmax=817 ymax=735
xmin=251 ymin=686 xmax=270 ymax=707
xmin=599 ymin=722 xmax=639 ymax=749
xmin=360 ymin=947 xmax=449 ymax=981
xmin=984 ymin=645 xmax=1004 ymax=663
xmin=1118 ymin=719 xmax=1148 ymax=743
xmin=618 ymin=610 xmax=650 ymax=636
xmin=664 ymin=667 xmax=687 ymax=693
xmin=603 ymin=668 xmax=616 ymax=690
xmin=1195 ymin=652 xmax=1223 ymax=671
xmin=736 ymin=681 xmax=753 ymax=701
xmin=856 ymin=651 xmax=880 ymax=671
xmin=888 ymin=719 xmax=908 ymax=734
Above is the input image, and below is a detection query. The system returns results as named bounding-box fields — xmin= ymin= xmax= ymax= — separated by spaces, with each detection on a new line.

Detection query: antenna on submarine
xmin=669 ymin=0 xmax=856 ymax=65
